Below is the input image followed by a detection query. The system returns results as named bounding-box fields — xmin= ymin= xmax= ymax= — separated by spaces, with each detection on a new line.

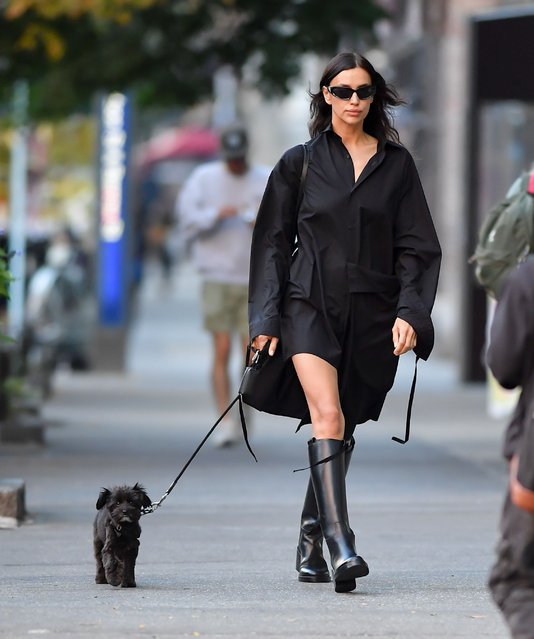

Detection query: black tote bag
xmin=239 ymin=341 xmax=283 ymax=408
xmin=239 ymin=341 xmax=308 ymax=419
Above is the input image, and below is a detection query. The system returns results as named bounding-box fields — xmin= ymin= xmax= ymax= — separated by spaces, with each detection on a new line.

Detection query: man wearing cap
xmin=177 ymin=125 xmax=270 ymax=447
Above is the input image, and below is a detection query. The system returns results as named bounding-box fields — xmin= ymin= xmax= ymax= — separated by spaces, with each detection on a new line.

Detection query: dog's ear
xmin=133 ymin=482 xmax=152 ymax=508
xmin=96 ymin=488 xmax=111 ymax=510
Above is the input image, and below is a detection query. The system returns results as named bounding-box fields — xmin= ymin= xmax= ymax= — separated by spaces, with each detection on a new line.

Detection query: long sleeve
xmin=393 ymin=153 xmax=442 ymax=360
xmin=488 ymin=258 xmax=534 ymax=487
xmin=488 ymin=259 xmax=534 ymax=389
xmin=176 ymin=165 xmax=220 ymax=242
xmin=248 ymin=146 xmax=303 ymax=340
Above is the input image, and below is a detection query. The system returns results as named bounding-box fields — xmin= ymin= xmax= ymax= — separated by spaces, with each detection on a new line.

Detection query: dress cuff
xmin=249 ymin=317 xmax=281 ymax=341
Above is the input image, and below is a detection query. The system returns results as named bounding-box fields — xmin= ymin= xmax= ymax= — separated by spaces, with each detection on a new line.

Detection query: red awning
xmin=136 ymin=126 xmax=219 ymax=166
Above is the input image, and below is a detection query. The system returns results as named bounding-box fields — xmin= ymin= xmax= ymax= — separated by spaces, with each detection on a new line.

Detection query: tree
xmin=1 ymin=0 xmax=387 ymax=119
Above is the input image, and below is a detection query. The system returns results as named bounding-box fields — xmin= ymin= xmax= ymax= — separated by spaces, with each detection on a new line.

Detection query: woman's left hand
xmin=392 ymin=318 xmax=417 ymax=356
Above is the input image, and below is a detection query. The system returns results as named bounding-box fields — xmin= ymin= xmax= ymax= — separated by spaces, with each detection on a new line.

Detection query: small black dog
xmin=93 ymin=483 xmax=152 ymax=588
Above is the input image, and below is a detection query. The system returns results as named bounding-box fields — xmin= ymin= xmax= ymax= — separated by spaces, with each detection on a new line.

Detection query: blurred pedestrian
xmin=135 ymin=169 xmax=175 ymax=287
xmin=487 ymin=255 xmax=534 ymax=639
xmin=248 ymin=51 xmax=441 ymax=593
xmin=177 ymin=124 xmax=270 ymax=447
xmin=144 ymin=188 xmax=175 ymax=284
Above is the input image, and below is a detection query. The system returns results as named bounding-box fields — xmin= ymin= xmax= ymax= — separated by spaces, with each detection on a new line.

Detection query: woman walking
xmin=248 ymin=51 xmax=441 ymax=593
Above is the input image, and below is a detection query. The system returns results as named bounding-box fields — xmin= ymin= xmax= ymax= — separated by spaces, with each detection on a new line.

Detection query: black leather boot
xmin=308 ymin=437 xmax=369 ymax=593
xmin=296 ymin=438 xmax=355 ymax=583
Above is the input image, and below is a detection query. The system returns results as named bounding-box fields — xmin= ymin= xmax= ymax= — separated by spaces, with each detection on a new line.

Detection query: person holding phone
xmin=178 ymin=125 xmax=270 ymax=447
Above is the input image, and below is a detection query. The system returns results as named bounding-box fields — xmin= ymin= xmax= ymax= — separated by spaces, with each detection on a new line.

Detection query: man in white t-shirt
xmin=177 ymin=125 xmax=270 ymax=446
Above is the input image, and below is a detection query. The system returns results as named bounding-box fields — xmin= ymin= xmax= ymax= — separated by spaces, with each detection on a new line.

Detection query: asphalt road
xmin=0 ymin=263 xmax=511 ymax=638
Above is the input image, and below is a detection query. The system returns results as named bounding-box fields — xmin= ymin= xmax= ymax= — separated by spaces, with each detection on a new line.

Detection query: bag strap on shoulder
xmin=297 ymin=143 xmax=309 ymax=209
xmin=292 ymin=143 xmax=310 ymax=257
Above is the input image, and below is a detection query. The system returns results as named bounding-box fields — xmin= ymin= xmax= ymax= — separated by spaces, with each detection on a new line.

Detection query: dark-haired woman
xmin=248 ymin=52 xmax=441 ymax=593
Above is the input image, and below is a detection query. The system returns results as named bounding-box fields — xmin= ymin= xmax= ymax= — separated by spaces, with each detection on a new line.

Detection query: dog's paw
xmin=121 ymin=580 xmax=136 ymax=588
xmin=95 ymin=576 xmax=108 ymax=585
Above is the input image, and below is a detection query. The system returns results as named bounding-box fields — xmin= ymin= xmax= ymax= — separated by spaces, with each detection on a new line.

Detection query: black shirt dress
xmin=248 ymin=128 xmax=441 ymax=435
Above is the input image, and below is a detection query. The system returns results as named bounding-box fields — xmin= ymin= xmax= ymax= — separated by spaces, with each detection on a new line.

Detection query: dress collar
xmin=321 ymin=124 xmax=400 ymax=152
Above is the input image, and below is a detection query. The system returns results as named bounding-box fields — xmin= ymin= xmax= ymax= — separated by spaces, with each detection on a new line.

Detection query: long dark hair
xmin=309 ymin=51 xmax=405 ymax=142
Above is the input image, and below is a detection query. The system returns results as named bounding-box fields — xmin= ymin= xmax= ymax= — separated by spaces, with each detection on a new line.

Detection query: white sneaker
xmin=212 ymin=417 xmax=242 ymax=448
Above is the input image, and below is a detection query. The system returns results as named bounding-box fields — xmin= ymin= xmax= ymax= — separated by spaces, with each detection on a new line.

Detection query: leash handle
xmin=392 ymin=356 xmax=419 ymax=445
xmin=142 ymin=395 xmax=256 ymax=516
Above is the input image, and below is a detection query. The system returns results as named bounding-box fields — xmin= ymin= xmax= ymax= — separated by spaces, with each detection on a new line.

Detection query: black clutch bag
xmin=239 ymin=339 xmax=309 ymax=421
xmin=239 ymin=340 xmax=284 ymax=410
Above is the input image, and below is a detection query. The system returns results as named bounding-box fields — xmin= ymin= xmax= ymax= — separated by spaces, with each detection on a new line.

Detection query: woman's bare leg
xmin=292 ymin=353 xmax=344 ymax=440
xmin=292 ymin=353 xmax=368 ymax=593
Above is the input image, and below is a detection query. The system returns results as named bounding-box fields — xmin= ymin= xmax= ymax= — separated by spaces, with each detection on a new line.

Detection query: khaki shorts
xmin=202 ymin=281 xmax=249 ymax=339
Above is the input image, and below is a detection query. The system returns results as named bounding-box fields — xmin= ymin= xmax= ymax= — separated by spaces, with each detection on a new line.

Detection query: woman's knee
xmin=291 ymin=353 xmax=343 ymax=435
xmin=310 ymin=403 xmax=344 ymax=435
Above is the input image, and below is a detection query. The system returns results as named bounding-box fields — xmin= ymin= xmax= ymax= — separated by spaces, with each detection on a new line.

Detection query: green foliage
xmin=0 ymin=0 xmax=387 ymax=119
xmin=0 ymin=247 xmax=15 ymax=343
xmin=2 ymin=375 xmax=25 ymax=398
xmin=4 ymin=0 xmax=158 ymax=21
xmin=0 ymin=248 xmax=13 ymax=300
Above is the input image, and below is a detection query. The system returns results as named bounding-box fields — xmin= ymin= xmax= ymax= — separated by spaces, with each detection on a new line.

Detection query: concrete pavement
xmin=0 ymin=261 xmax=512 ymax=638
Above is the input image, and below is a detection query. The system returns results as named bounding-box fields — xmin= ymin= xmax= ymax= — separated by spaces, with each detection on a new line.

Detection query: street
xmin=0 ymin=262 xmax=510 ymax=638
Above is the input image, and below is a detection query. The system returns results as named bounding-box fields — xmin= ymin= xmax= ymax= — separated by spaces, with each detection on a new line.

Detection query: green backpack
xmin=470 ymin=171 xmax=534 ymax=299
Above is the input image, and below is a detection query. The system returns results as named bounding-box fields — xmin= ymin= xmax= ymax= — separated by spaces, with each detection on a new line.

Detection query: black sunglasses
xmin=326 ymin=85 xmax=376 ymax=101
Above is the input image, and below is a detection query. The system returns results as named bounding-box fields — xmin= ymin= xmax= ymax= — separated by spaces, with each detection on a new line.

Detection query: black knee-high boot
xmin=296 ymin=437 xmax=355 ymax=583
xmin=308 ymin=437 xmax=369 ymax=593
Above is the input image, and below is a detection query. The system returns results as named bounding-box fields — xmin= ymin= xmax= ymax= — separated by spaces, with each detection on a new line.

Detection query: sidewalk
xmin=0 ymin=261 xmax=510 ymax=638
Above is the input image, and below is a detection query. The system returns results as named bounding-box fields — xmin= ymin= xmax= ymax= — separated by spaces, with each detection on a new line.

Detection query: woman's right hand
xmin=251 ymin=335 xmax=279 ymax=357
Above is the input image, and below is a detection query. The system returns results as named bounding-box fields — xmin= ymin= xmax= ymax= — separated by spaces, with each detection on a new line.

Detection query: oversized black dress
xmin=248 ymin=129 xmax=441 ymax=435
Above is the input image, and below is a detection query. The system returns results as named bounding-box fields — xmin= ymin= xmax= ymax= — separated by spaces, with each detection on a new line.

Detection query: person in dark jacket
xmin=248 ymin=51 xmax=441 ymax=594
xmin=487 ymin=256 xmax=534 ymax=639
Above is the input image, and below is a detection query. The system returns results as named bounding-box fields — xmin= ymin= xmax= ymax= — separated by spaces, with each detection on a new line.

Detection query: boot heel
xmin=335 ymin=578 xmax=356 ymax=593
xmin=334 ymin=555 xmax=369 ymax=580
xmin=333 ymin=555 xmax=369 ymax=593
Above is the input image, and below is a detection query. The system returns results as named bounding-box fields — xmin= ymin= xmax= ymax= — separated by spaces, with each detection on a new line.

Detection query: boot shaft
xmin=299 ymin=436 xmax=354 ymax=523
xmin=308 ymin=438 xmax=351 ymax=532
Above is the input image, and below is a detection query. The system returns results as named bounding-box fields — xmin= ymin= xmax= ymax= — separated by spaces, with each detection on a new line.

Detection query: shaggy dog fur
xmin=93 ymin=483 xmax=152 ymax=588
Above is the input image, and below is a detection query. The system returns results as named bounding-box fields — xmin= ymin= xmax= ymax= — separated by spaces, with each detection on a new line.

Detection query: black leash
xmin=142 ymin=352 xmax=418 ymax=514
xmin=142 ymin=144 xmax=311 ymax=516
xmin=141 ymin=394 xmax=257 ymax=516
